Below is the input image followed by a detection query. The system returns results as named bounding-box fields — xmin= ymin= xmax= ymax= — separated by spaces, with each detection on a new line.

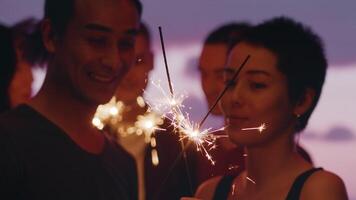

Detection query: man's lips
xmin=88 ymin=72 xmax=117 ymax=83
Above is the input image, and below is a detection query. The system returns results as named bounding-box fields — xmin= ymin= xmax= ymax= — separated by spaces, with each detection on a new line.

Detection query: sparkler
xmin=146 ymin=80 xmax=227 ymax=165
xmin=155 ymin=27 xmax=252 ymax=165
xmin=92 ymin=96 xmax=164 ymax=166
xmin=153 ymin=28 xmax=262 ymax=198
xmin=158 ymin=26 xmax=194 ymax=194
xmin=156 ymin=26 xmax=228 ymax=165
xmin=246 ymin=176 xmax=257 ymax=185
xmin=135 ymin=112 xmax=165 ymax=143
xmin=92 ymin=97 xmax=125 ymax=130
xmin=241 ymin=123 xmax=267 ymax=133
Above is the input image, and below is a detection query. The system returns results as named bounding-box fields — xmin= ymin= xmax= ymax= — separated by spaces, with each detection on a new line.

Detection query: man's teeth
xmin=89 ymin=72 xmax=115 ymax=82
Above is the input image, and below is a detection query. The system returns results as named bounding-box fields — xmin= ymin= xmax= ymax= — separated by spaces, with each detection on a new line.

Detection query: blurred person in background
xmin=0 ymin=18 xmax=47 ymax=113
xmin=196 ymin=22 xmax=251 ymax=185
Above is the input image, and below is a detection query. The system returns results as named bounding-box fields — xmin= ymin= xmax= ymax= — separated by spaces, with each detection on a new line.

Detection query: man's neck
xmin=123 ymin=102 xmax=147 ymax=123
xmin=28 ymin=75 xmax=105 ymax=154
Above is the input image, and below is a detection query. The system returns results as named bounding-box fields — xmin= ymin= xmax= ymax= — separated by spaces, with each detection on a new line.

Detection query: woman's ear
xmin=293 ymin=88 xmax=316 ymax=116
xmin=41 ymin=19 xmax=56 ymax=53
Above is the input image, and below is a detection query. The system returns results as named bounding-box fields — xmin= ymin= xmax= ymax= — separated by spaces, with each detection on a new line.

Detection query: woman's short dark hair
xmin=240 ymin=16 xmax=327 ymax=132
xmin=44 ymin=0 xmax=142 ymax=35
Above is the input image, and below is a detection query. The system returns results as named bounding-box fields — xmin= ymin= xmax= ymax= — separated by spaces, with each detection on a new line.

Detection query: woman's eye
xmin=250 ymin=82 xmax=266 ymax=89
xmin=225 ymin=79 xmax=236 ymax=88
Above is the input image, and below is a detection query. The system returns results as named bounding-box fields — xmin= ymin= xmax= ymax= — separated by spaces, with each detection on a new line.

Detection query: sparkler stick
xmin=158 ymin=26 xmax=193 ymax=195
xmin=159 ymin=26 xmax=174 ymax=95
xmin=199 ymin=55 xmax=251 ymax=128
xmin=241 ymin=123 xmax=266 ymax=133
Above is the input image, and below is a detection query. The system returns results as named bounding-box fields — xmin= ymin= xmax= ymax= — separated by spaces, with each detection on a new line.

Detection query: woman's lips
xmin=226 ymin=116 xmax=249 ymax=126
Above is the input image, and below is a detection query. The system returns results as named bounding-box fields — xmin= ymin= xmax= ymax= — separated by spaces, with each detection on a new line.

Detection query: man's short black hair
xmin=204 ymin=22 xmax=251 ymax=50
xmin=240 ymin=16 xmax=327 ymax=132
xmin=44 ymin=0 xmax=142 ymax=35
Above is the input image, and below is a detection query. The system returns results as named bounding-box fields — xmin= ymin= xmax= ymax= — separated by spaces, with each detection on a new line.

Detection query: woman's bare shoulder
xmin=301 ymin=169 xmax=348 ymax=200
xmin=194 ymin=176 xmax=223 ymax=200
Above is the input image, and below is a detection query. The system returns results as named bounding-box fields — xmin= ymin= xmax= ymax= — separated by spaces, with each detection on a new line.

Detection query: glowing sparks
xmin=137 ymin=96 xmax=146 ymax=108
xmin=231 ymin=183 xmax=237 ymax=196
xmin=228 ymin=165 xmax=240 ymax=171
xmin=151 ymin=149 xmax=160 ymax=166
xmin=241 ymin=123 xmax=267 ymax=133
xmin=246 ymin=176 xmax=257 ymax=185
xmin=146 ymin=80 xmax=228 ymax=165
xmin=92 ymin=117 xmax=104 ymax=130
xmin=93 ymin=96 xmax=165 ymax=166
xmin=145 ymin=80 xmax=187 ymax=115
xmin=92 ymin=97 xmax=125 ymax=129
xmin=135 ymin=112 xmax=164 ymax=143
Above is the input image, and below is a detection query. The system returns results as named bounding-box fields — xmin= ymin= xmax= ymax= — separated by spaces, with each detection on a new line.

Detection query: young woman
xmin=193 ymin=17 xmax=348 ymax=200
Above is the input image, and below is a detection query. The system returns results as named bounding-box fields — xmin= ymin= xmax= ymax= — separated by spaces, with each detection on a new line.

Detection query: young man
xmin=0 ymin=0 xmax=141 ymax=199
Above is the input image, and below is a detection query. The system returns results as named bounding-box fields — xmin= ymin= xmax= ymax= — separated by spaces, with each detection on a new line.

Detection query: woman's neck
xmin=242 ymin=126 xmax=309 ymax=190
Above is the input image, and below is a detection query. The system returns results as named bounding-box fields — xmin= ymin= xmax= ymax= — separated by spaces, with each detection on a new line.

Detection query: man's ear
xmin=41 ymin=19 xmax=56 ymax=53
xmin=293 ymin=88 xmax=316 ymax=116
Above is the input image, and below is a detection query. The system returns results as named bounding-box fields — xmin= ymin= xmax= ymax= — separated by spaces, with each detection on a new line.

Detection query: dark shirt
xmin=144 ymin=119 xmax=195 ymax=200
xmin=0 ymin=105 xmax=137 ymax=200
xmin=213 ymin=167 xmax=323 ymax=200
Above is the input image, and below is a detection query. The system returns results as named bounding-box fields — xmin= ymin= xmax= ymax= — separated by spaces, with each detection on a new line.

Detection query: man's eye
xmin=88 ymin=37 xmax=107 ymax=47
xmin=118 ymin=40 xmax=134 ymax=51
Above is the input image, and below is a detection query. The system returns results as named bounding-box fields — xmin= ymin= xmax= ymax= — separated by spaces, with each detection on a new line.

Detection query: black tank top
xmin=212 ymin=168 xmax=323 ymax=200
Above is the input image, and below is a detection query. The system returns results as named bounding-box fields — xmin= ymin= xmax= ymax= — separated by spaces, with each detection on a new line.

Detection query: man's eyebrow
xmin=125 ymin=28 xmax=138 ymax=36
xmin=84 ymin=24 xmax=138 ymax=36
xmin=84 ymin=23 xmax=113 ymax=33
xmin=223 ymin=68 xmax=271 ymax=77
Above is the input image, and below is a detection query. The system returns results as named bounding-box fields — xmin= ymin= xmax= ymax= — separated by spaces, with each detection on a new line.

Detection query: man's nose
xmin=101 ymin=47 xmax=124 ymax=72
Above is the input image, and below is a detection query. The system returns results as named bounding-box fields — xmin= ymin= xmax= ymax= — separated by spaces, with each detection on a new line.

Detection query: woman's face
xmin=221 ymin=42 xmax=297 ymax=146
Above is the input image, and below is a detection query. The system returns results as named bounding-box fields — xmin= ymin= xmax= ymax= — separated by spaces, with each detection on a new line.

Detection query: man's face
xmin=198 ymin=43 xmax=228 ymax=115
xmin=49 ymin=0 xmax=140 ymax=105
xmin=115 ymin=33 xmax=153 ymax=104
